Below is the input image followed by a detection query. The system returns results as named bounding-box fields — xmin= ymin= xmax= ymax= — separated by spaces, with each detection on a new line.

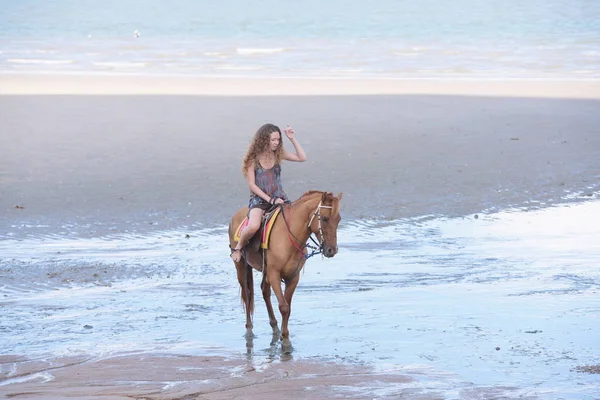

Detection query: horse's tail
xmin=229 ymin=210 xmax=254 ymax=318
xmin=241 ymin=259 xmax=254 ymax=316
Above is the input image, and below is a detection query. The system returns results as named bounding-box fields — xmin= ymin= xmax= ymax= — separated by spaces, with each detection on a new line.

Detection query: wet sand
xmin=0 ymin=351 xmax=551 ymax=400
xmin=0 ymin=353 xmax=412 ymax=400
xmin=1 ymin=75 xmax=600 ymax=399
xmin=1 ymin=75 xmax=600 ymax=239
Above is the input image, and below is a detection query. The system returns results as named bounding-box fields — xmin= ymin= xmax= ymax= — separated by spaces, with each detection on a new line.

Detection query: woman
xmin=230 ymin=123 xmax=307 ymax=262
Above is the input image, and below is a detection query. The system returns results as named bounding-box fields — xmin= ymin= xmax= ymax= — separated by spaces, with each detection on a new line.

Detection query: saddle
xmin=233 ymin=207 xmax=282 ymax=252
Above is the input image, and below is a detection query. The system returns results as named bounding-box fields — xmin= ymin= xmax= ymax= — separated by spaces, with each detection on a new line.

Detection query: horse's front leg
xmin=268 ymin=269 xmax=296 ymax=353
xmin=261 ymin=273 xmax=281 ymax=340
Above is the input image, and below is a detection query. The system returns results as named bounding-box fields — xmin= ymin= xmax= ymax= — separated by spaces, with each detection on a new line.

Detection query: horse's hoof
xmin=269 ymin=332 xmax=280 ymax=346
xmin=281 ymin=338 xmax=293 ymax=354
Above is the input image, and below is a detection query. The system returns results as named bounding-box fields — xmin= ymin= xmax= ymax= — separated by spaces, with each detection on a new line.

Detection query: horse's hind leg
xmin=261 ymin=274 xmax=281 ymax=341
xmin=235 ymin=259 xmax=254 ymax=338
xmin=280 ymin=275 xmax=300 ymax=353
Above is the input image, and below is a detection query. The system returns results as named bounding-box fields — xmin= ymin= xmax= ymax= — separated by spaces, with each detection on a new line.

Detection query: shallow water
xmin=1 ymin=199 xmax=599 ymax=398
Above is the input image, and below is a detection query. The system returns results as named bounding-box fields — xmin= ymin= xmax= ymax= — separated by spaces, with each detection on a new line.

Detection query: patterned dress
xmin=248 ymin=161 xmax=289 ymax=210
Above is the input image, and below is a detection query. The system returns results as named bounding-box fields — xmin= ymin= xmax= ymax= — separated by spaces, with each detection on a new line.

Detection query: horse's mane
xmin=293 ymin=190 xmax=324 ymax=204
xmin=299 ymin=190 xmax=323 ymax=199
xmin=293 ymin=190 xmax=340 ymax=216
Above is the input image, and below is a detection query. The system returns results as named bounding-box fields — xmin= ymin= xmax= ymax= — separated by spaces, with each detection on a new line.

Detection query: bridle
xmin=281 ymin=200 xmax=333 ymax=256
xmin=307 ymin=201 xmax=333 ymax=248
xmin=278 ymin=200 xmax=334 ymax=284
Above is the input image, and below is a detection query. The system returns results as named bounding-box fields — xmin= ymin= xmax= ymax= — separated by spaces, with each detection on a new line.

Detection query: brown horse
xmin=228 ymin=190 xmax=343 ymax=352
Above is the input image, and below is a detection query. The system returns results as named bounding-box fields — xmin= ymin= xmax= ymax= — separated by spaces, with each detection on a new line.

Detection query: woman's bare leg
xmin=231 ymin=208 xmax=265 ymax=262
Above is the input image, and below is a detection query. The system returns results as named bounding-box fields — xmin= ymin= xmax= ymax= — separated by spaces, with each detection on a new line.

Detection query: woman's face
xmin=268 ymin=131 xmax=281 ymax=152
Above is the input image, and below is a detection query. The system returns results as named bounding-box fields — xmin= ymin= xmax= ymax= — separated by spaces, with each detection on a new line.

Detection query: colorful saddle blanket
xmin=233 ymin=207 xmax=282 ymax=249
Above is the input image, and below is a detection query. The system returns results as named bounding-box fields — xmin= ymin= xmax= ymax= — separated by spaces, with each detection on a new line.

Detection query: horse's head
xmin=308 ymin=192 xmax=343 ymax=258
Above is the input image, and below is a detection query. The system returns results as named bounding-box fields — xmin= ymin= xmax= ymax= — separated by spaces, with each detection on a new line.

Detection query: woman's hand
xmin=283 ymin=125 xmax=295 ymax=140
xmin=274 ymin=197 xmax=285 ymax=205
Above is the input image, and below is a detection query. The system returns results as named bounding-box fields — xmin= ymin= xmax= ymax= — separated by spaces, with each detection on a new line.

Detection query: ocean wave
xmin=573 ymin=70 xmax=596 ymax=75
xmin=582 ymin=50 xmax=600 ymax=56
xmin=92 ymin=62 xmax=147 ymax=69
xmin=203 ymin=52 xmax=229 ymax=58
xmin=7 ymin=59 xmax=74 ymax=65
xmin=236 ymin=47 xmax=286 ymax=55
xmin=215 ymin=65 xmax=264 ymax=71
xmin=392 ymin=48 xmax=427 ymax=57
xmin=327 ymin=68 xmax=364 ymax=74
xmin=7 ymin=49 xmax=57 ymax=55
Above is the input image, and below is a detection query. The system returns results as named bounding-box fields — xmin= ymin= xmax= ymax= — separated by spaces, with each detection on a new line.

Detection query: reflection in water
xmin=0 ymin=199 xmax=598 ymax=398
xmin=246 ymin=329 xmax=293 ymax=362
xmin=245 ymin=333 xmax=253 ymax=358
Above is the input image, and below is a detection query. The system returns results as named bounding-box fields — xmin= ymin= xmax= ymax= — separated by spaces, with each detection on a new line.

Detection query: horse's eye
xmin=322 ymin=217 xmax=329 ymax=223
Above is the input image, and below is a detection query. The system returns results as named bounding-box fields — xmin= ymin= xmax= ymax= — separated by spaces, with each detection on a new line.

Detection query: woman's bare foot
xmin=230 ymin=248 xmax=242 ymax=263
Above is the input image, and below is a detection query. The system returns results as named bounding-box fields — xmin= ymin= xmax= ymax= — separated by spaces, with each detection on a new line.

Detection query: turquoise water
xmin=1 ymin=1 xmax=599 ymax=77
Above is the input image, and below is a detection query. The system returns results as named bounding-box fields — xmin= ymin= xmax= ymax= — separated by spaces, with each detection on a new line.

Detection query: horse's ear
xmin=337 ymin=192 xmax=343 ymax=201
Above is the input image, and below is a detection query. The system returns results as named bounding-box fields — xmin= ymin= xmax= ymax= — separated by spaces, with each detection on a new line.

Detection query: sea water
xmin=1 ymin=0 xmax=599 ymax=78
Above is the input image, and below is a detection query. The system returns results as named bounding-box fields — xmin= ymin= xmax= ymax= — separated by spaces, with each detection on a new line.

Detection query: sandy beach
xmin=2 ymin=75 xmax=599 ymax=238
xmin=1 ymin=74 xmax=599 ymax=399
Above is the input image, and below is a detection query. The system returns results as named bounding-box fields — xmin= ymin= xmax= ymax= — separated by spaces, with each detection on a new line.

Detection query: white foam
xmin=7 ymin=59 xmax=74 ymax=65
xmin=0 ymin=372 xmax=55 ymax=387
xmin=236 ymin=47 xmax=285 ymax=55
xmin=203 ymin=52 xmax=228 ymax=57
xmin=216 ymin=65 xmax=264 ymax=71
xmin=92 ymin=62 xmax=146 ymax=68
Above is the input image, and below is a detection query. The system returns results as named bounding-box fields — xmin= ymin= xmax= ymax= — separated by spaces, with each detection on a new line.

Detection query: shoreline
xmin=2 ymin=73 xmax=600 ymax=98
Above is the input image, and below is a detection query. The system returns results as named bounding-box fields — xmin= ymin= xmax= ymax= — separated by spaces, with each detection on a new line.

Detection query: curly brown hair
xmin=241 ymin=123 xmax=284 ymax=175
